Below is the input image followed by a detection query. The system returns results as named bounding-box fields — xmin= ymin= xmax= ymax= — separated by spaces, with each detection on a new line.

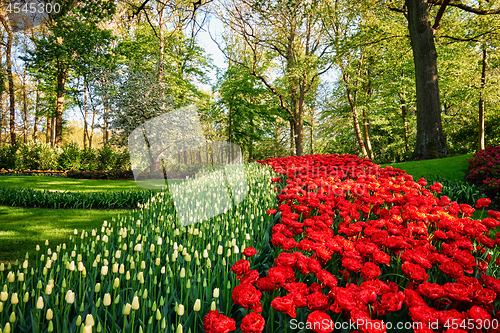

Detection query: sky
xmin=195 ymin=15 xmax=227 ymax=91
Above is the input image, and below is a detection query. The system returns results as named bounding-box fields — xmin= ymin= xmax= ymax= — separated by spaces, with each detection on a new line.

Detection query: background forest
xmin=1 ymin=0 xmax=500 ymax=166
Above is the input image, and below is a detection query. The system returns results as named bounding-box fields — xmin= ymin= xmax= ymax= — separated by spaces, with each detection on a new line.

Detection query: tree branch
xmin=430 ymin=0 xmax=500 ymax=15
xmin=132 ymin=0 xmax=151 ymax=18
xmin=432 ymin=0 xmax=450 ymax=34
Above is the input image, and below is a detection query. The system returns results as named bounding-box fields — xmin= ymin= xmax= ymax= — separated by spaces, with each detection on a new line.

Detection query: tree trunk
xmin=103 ymin=107 xmax=109 ymax=145
xmin=55 ymin=58 xmax=66 ymax=146
xmin=406 ymin=0 xmax=447 ymax=159
xmin=51 ymin=117 xmax=56 ymax=147
xmin=294 ymin=116 xmax=304 ymax=157
xmin=158 ymin=10 xmax=165 ymax=82
xmin=33 ymin=89 xmax=40 ymax=141
xmin=351 ymin=104 xmax=368 ymax=158
xmin=46 ymin=116 xmax=51 ymax=144
xmin=84 ymin=81 xmax=88 ymax=149
xmin=22 ymin=72 xmax=28 ymax=143
xmin=289 ymin=120 xmax=295 ymax=155
xmin=5 ymin=22 xmax=16 ymax=146
xmin=0 ymin=89 xmax=3 ymax=146
xmin=310 ymin=108 xmax=314 ymax=155
xmin=478 ymin=46 xmax=487 ymax=151
xmin=362 ymin=108 xmax=373 ymax=159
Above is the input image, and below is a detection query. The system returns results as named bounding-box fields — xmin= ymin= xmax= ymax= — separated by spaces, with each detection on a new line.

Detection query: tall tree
xmin=388 ymin=0 xmax=500 ymax=159
xmin=25 ymin=1 xmax=115 ymax=146
xmin=218 ymin=0 xmax=334 ymax=156
xmin=0 ymin=15 xmax=16 ymax=145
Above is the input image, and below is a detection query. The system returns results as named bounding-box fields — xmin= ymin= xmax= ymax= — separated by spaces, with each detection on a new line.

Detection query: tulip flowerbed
xmin=205 ymin=154 xmax=500 ymax=333
xmin=0 ymin=163 xmax=277 ymax=333
xmin=0 ymin=169 xmax=67 ymax=177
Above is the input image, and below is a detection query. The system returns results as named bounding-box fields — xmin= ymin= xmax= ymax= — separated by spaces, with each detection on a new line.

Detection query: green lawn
xmin=0 ymin=206 xmax=135 ymax=263
xmin=0 ymin=176 xmax=182 ymax=192
xmin=382 ymin=153 xmax=474 ymax=181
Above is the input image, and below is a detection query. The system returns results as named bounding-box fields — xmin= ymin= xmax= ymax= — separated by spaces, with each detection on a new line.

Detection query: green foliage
xmin=14 ymin=140 xmax=61 ymax=170
xmin=1 ymin=141 xmax=131 ymax=172
xmin=80 ymin=147 xmax=98 ymax=171
xmin=0 ymin=145 xmax=18 ymax=169
xmin=0 ymin=186 xmax=156 ymax=209
xmin=58 ymin=142 xmax=82 ymax=170
xmin=426 ymin=176 xmax=486 ymax=207
xmin=96 ymin=145 xmax=130 ymax=171
xmin=214 ymin=64 xmax=282 ymax=160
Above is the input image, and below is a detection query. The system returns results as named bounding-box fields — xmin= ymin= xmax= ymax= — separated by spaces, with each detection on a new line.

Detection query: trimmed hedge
xmin=0 ymin=187 xmax=158 ymax=209
xmin=66 ymin=169 xmax=134 ymax=180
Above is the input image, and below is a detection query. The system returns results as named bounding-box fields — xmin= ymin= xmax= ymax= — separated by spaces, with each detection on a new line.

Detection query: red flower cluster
xmin=466 ymin=145 xmax=500 ymax=202
xmin=204 ymin=154 xmax=500 ymax=333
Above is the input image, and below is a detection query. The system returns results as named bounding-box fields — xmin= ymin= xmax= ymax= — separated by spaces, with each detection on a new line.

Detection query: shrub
xmin=58 ymin=142 xmax=82 ymax=170
xmin=0 ymin=145 xmax=18 ymax=169
xmin=97 ymin=144 xmax=115 ymax=170
xmin=15 ymin=140 xmax=61 ymax=170
xmin=80 ymin=147 xmax=98 ymax=171
xmin=66 ymin=169 xmax=134 ymax=180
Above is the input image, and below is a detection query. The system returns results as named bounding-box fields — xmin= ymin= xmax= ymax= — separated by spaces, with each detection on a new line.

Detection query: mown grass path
xmin=0 ymin=176 xmax=146 ymax=192
xmin=382 ymin=153 xmax=473 ymax=181
xmin=0 ymin=206 xmax=134 ymax=263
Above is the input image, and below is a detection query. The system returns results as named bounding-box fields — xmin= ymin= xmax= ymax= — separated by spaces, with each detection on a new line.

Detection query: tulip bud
xmin=213 ymin=288 xmax=219 ymax=298
xmin=177 ymin=304 xmax=184 ymax=316
xmin=11 ymin=293 xmax=18 ymax=305
xmin=103 ymin=293 xmax=111 ymax=307
xmin=0 ymin=291 xmax=7 ymax=302
xmin=9 ymin=311 xmax=15 ymax=323
xmin=65 ymin=291 xmax=75 ymax=304
xmin=193 ymin=299 xmax=201 ymax=312
xmin=123 ymin=303 xmax=131 ymax=315
xmin=36 ymin=296 xmax=44 ymax=309
xmin=85 ymin=314 xmax=94 ymax=326
xmin=132 ymin=296 xmax=140 ymax=310
xmin=46 ymin=308 xmax=53 ymax=320
xmin=101 ymin=266 xmax=108 ymax=276
xmin=210 ymin=301 xmax=216 ymax=310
